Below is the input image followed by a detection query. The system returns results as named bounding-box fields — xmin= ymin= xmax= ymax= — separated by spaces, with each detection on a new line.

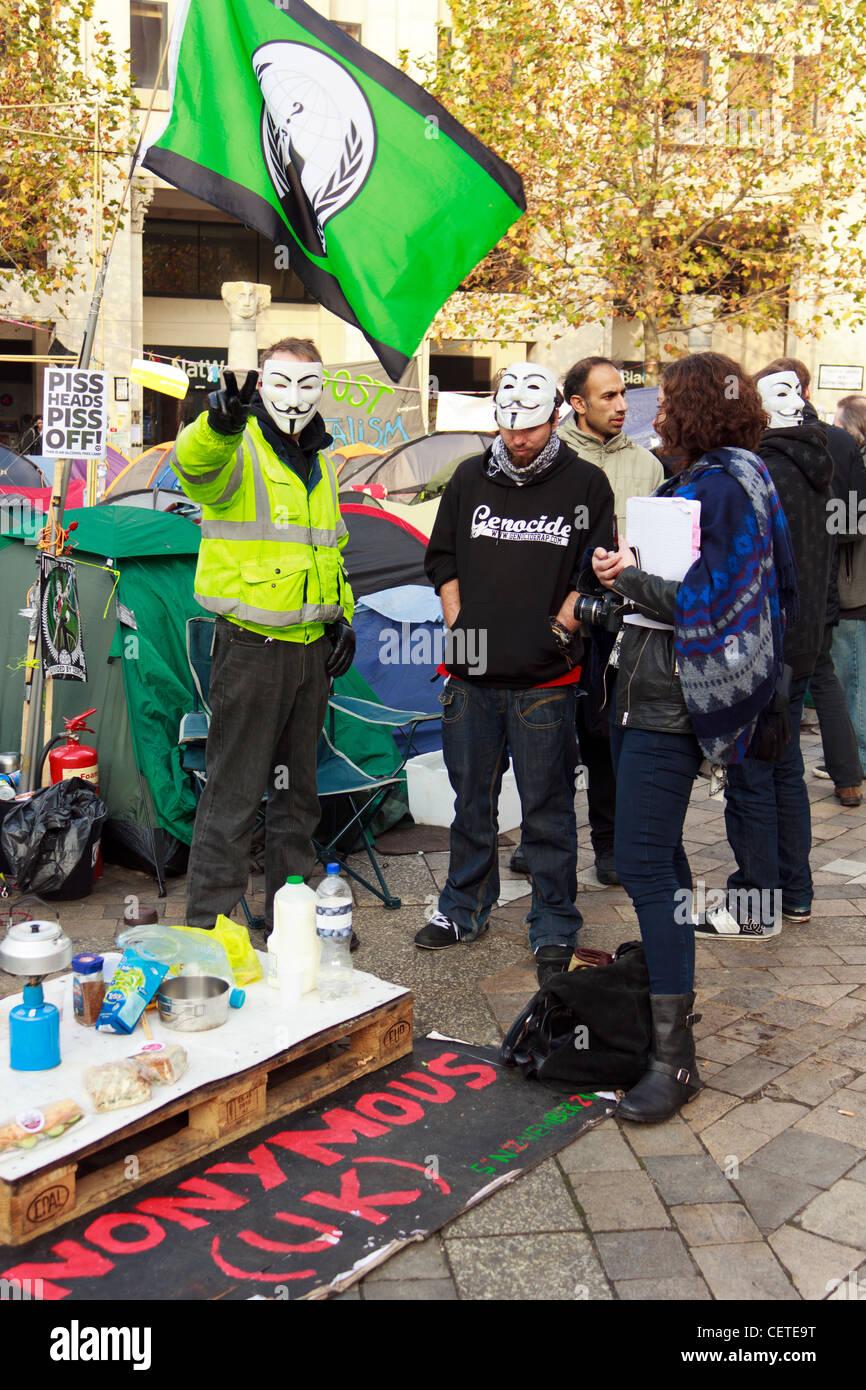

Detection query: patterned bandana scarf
xmin=660 ymin=447 xmax=799 ymax=766
xmin=488 ymin=431 xmax=561 ymax=484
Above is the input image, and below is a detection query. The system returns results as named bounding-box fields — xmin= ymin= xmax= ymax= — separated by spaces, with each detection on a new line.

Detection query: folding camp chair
xmin=316 ymin=696 xmax=441 ymax=908
xmin=177 ymin=613 xmax=216 ymax=799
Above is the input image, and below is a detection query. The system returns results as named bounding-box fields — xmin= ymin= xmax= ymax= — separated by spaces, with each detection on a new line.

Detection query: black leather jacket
xmin=578 ymin=564 xmax=692 ymax=734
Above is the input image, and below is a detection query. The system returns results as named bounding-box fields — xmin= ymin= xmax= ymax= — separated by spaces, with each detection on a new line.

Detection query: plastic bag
xmin=0 ymin=778 xmax=107 ymax=894
xmin=0 ymin=1099 xmax=85 ymax=1155
xmin=120 ymin=919 xmax=261 ymax=988
xmin=177 ymin=917 xmax=262 ymax=987
xmin=130 ymin=1042 xmax=188 ymax=1085
xmin=84 ymin=1060 xmax=151 ymax=1111
xmin=118 ymin=924 xmax=232 ymax=981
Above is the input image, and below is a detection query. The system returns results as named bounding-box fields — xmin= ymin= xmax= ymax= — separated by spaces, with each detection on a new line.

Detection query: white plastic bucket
xmin=406 ymin=750 xmax=522 ymax=831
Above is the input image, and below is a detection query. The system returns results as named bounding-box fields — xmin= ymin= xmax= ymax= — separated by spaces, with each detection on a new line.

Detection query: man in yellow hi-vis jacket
xmin=171 ymin=337 xmax=355 ymax=931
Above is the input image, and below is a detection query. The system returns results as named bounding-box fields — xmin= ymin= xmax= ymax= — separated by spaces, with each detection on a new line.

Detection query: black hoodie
xmin=425 ymin=441 xmax=614 ymax=687
xmin=758 ymin=417 xmax=834 ymax=678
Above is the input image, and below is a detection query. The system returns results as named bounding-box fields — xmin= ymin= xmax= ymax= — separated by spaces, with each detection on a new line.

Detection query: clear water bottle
xmin=315 ymin=863 xmax=354 ymax=1002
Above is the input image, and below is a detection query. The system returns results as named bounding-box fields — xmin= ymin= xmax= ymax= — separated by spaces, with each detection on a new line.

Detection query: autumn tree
xmin=424 ymin=0 xmax=866 ymax=379
xmin=0 ymin=0 xmax=132 ymax=305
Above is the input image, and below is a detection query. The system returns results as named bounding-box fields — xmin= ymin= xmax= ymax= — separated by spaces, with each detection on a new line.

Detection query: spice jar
xmin=72 ymin=953 xmax=105 ymax=1027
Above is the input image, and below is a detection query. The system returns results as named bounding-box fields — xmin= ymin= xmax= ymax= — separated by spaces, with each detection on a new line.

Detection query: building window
xmin=727 ymin=53 xmax=772 ymax=112
xmin=430 ymin=354 xmax=492 ymax=394
xmin=726 ymin=53 xmax=773 ymax=146
xmin=662 ymin=50 xmax=710 ymax=135
xmin=333 ymin=22 xmax=362 ymax=44
xmin=790 ymin=56 xmax=827 ymax=134
xmin=131 ymin=2 xmax=168 ymax=90
xmin=143 ymin=219 xmax=312 ymax=302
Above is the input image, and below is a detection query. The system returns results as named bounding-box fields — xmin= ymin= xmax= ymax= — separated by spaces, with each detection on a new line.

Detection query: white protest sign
xmin=42 ymin=369 xmax=108 ymax=459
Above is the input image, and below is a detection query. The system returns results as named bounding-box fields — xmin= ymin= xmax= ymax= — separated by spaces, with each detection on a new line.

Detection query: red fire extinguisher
xmin=49 ymin=708 xmax=99 ymax=786
xmin=47 ymin=708 xmax=102 ymax=879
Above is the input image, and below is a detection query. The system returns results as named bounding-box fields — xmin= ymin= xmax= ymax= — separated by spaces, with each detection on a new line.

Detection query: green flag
xmin=142 ymin=0 xmax=526 ymax=381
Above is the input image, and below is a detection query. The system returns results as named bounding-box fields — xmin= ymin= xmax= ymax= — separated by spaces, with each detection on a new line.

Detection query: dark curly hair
xmin=657 ymin=353 xmax=768 ymax=469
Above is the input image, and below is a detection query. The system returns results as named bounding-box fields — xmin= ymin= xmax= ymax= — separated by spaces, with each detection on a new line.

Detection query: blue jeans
xmin=438 ymin=679 xmax=581 ymax=951
xmin=724 ymin=676 xmax=811 ymax=921
xmin=831 ymin=619 xmax=866 ymax=776
xmin=610 ymin=725 xmax=702 ymax=995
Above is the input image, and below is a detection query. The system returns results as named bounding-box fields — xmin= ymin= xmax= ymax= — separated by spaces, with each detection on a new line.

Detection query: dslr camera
xmin=573 ymin=590 xmax=626 ymax=633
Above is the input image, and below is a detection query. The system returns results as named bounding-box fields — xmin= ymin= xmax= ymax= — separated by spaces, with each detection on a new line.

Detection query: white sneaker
xmin=694 ymin=905 xmax=781 ymax=940
xmin=812 ymin=764 xmax=832 ymax=780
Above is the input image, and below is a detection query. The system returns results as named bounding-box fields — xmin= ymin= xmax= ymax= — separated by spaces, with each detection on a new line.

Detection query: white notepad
xmin=623 ymin=496 xmax=701 ymax=630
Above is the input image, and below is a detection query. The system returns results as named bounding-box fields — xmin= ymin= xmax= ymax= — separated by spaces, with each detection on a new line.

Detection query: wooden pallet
xmin=0 ymin=991 xmax=413 ymax=1247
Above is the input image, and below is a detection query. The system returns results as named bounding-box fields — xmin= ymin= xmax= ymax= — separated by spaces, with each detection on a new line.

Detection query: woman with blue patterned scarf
xmin=590 ymin=353 xmax=797 ymax=1124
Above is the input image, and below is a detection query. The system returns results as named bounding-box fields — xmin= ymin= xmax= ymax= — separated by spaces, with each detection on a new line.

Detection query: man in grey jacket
xmin=558 ymin=357 xmax=664 ymax=529
xmin=560 ymin=358 xmax=663 ymax=884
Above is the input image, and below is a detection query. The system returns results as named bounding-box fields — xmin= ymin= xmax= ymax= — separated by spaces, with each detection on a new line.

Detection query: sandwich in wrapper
xmin=0 ymin=1099 xmax=84 ymax=1154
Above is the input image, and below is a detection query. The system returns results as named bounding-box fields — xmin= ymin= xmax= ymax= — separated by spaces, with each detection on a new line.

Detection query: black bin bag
xmin=0 ymin=778 xmax=108 ymax=898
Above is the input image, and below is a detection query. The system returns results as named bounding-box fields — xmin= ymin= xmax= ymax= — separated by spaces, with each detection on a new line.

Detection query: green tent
xmin=0 ymin=506 xmax=404 ymax=880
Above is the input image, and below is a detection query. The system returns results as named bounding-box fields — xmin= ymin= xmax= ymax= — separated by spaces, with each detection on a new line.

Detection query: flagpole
xmin=78 ymin=36 xmax=173 ymax=374
xmin=419 ymin=335 xmax=432 ymax=434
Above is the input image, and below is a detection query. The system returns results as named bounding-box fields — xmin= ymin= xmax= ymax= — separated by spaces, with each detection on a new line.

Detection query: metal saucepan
xmin=0 ymin=752 xmax=21 ymax=775
xmin=156 ymin=974 xmax=230 ymax=1032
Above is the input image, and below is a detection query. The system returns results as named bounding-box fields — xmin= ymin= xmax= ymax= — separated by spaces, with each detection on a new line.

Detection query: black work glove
xmin=207 ymin=368 xmax=259 ymax=436
xmin=325 ymin=620 xmax=356 ymax=678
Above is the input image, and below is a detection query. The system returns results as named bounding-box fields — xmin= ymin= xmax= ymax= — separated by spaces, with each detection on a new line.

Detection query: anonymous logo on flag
xmin=39 ymin=554 xmax=87 ymax=682
xmin=253 ymin=42 xmax=376 ymax=256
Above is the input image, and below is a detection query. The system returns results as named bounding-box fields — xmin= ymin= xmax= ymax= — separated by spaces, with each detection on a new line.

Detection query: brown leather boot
xmin=835 ymin=786 xmax=863 ymax=808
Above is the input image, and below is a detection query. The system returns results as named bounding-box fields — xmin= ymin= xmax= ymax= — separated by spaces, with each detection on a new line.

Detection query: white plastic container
xmin=267 ymin=876 xmax=320 ymax=995
xmin=405 ymin=750 xmax=522 ymax=831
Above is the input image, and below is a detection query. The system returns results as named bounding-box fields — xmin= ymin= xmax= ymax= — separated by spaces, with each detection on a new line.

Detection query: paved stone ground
xmin=5 ymin=726 xmax=866 ymax=1301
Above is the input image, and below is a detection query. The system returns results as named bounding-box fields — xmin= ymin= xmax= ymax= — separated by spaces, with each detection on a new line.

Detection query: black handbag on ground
xmin=747 ymin=662 xmax=793 ymax=762
xmin=500 ymin=941 xmax=652 ymax=1090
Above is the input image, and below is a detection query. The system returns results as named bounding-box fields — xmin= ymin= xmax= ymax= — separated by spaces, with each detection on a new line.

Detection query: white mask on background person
xmin=758 ymin=371 xmax=805 ymax=429
xmin=494 ymin=363 xmax=558 ymax=430
xmin=259 ymin=357 xmax=324 ymax=435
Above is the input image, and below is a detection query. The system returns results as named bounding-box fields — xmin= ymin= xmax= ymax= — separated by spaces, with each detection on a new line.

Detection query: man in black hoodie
xmin=699 ymin=366 xmax=834 ymax=940
xmin=420 ymin=362 xmax=615 ymax=983
xmin=760 ymin=360 xmax=864 ymax=808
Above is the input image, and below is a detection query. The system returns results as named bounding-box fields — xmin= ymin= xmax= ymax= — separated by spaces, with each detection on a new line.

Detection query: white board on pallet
xmin=0 ymin=962 xmax=409 ymax=1183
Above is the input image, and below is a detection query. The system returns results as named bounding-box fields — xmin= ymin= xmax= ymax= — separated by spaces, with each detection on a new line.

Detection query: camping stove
xmin=0 ymin=919 xmax=72 ymax=1070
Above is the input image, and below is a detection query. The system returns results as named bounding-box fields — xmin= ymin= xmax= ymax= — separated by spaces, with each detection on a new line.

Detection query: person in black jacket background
xmin=830 ymin=395 xmax=866 ymax=789
xmin=706 ymin=365 xmax=834 ymax=938
xmin=763 ymin=361 xmax=866 ymax=808
xmin=420 ymin=362 xmax=614 ymax=983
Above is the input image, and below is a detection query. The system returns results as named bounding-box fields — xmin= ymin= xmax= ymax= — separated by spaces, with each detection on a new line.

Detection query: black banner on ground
xmin=0 ymin=1038 xmax=614 ymax=1301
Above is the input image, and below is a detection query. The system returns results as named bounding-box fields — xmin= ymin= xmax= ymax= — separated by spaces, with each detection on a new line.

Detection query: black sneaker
xmin=535 ymin=943 xmax=573 ymax=986
xmin=595 ymin=853 xmax=620 ymax=886
xmin=781 ymin=905 xmax=811 ymax=925
xmin=509 ymin=844 xmax=530 ymax=877
xmin=415 ymin=910 xmax=477 ymax=950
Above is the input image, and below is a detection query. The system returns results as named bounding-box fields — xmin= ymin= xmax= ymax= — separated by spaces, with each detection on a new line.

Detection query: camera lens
xmin=574 ymin=594 xmax=601 ymax=626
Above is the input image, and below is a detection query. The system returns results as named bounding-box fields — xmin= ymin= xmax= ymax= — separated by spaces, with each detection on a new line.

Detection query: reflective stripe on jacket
xmin=172 ymin=412 xmax=354 ymax=641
